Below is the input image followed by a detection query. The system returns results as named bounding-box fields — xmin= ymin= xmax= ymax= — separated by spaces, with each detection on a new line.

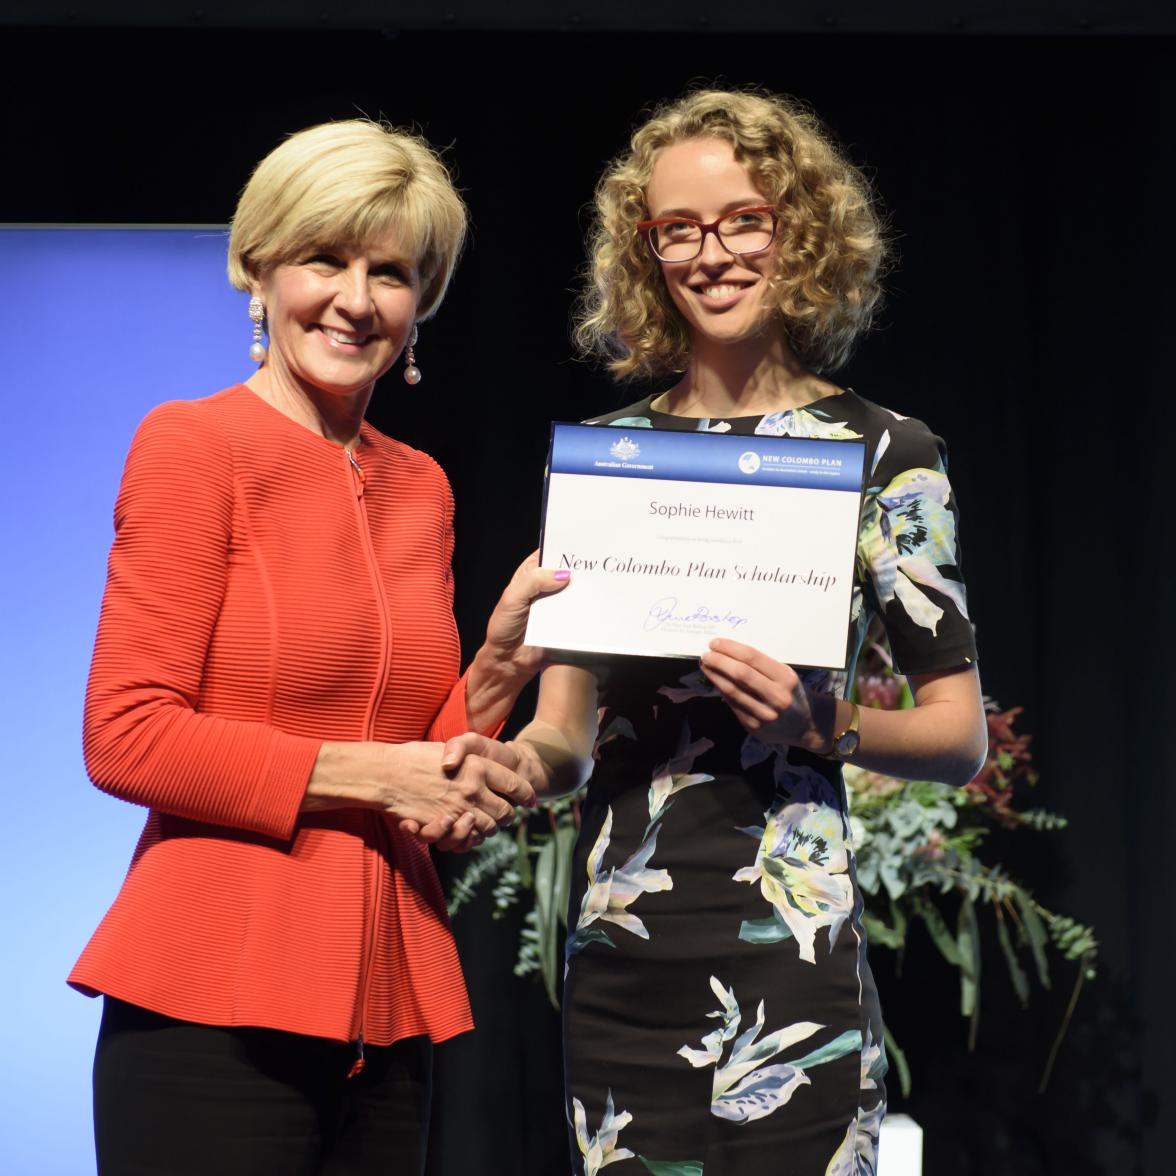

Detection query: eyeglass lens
xmin=650 ymin=209 xmax=774 ymax=261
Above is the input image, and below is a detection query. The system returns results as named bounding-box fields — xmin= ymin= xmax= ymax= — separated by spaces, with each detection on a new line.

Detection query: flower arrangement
xmin=840 ymin=628 xmax=1097 ymax=1092
xmin=447 ymin=627 xmax=1097 ymax=1094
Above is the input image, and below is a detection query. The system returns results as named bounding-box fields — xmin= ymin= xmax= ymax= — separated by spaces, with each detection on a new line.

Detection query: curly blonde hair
xmin=575 ymin=88 xmax=889 ymax=377
xmin=228 ymin=120 xmax=467 ymax=320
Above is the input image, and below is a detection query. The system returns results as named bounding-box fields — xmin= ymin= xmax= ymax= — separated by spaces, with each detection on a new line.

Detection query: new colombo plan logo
xmin=738 ymin=451 xmax=761 ymax=474
xmin=609 ymin=436 xmax=641 ymax=461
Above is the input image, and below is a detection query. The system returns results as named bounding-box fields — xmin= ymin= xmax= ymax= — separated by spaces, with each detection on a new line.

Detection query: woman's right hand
xmin=302 ymin=735 xmax=536 ymax=845
xmin=394 ymin=734 xmax=538 ymax=846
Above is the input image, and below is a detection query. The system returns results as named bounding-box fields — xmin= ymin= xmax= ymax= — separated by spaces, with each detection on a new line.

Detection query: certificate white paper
xmin=525 ymin=423 xmax=866 ymax=669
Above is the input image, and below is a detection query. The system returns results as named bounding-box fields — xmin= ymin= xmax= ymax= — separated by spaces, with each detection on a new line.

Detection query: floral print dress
xmin=562 ymin=390 xmax=977 ymax=1176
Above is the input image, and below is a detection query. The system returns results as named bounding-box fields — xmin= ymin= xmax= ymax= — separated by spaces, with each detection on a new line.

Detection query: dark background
xmin=3 ymin=9 xmax=1172 ymax=1174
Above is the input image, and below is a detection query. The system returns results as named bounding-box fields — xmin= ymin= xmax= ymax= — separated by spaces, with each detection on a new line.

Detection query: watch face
xmin=835 ymin=730 xmax=861 ymax=758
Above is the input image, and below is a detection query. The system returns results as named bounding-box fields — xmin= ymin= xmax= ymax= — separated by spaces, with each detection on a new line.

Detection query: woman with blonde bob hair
xmin=71 ymin=119 xmax=567 ymax=1175
xmin=505 ymin=89 xmax=988 ymax=1172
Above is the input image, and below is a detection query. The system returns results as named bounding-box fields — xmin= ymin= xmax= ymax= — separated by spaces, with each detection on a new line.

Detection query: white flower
xmin=678 ymin=977 xmax=862 ymax=1123
xmin=572 ymin=1090 xmax=635 ymax=1176
xmin=734 ymin=781 xmax=853 ymax=963
xmin=568 ymin=808 xmax=672 ymax=955
xmin=858 ymin=466 xmax=969 ymax=636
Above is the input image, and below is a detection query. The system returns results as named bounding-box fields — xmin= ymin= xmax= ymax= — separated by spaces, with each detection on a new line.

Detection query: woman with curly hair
xmin=501 ymin=88 xmax=987 ymax=1173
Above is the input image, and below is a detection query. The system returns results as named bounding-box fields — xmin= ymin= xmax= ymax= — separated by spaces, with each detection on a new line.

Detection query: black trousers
xmin=93 ymin=997 xmax=432 ymax=1176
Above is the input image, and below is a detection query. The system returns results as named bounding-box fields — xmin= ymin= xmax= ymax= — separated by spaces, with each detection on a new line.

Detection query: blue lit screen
xmin=0 ymin=228 xmax=250 ymax=1175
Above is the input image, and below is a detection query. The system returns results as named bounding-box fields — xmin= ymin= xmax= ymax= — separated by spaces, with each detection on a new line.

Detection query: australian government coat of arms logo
xmin=609 ymin=436 xmax=641 ymax=461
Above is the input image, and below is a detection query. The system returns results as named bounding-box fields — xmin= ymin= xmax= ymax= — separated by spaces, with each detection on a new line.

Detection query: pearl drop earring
xmin=248 ymin=295 xmax=266 ymax=363
xmin=403 ymin=325 xmax=421 ymax=385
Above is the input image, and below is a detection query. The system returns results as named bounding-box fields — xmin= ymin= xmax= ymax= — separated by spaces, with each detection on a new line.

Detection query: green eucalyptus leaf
xmin=1018 ymin=808 xmax=1068 ymax=831
xmin=553 ymin=820 xmax=578 ymax=931
xmin=882 ymin=1022 xmax=912 ymax=1098
xmin=995 ymin=909 xmax=1030 ymax=1006
xmin=879 ymin=858 xmax=907 ymax=900
xmin=532 ymin=838 xmax=559 ymax=1009
xmin=957 ymin=898 xmax=981 ymax=1048
xmin=916 ymin=898 xmax=962 ymax=967
xmin=447 ymin=834 xmax=516 ymax=917
xmin=889 ymin=897 xmax=908 ymax=940
xmin=861 ymin=911 xmax=905 ymax=950
xmin=1014 ymin=891 xmax=1051 ymax=989
xmin=515 ymin=822 xmax=533 ymax=888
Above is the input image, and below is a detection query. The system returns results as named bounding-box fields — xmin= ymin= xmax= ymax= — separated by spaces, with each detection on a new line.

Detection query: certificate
xmin=524 ymin=423 xmax=866 ymax=669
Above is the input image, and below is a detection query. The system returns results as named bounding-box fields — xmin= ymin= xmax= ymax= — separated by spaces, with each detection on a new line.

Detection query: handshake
xmin=393 ymin=732 xmax=543 ymax=854
xmin=301 ymin=731 xmax=545 ymax=854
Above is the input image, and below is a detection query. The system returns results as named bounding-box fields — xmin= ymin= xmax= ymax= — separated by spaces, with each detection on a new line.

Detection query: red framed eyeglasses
xmin=637 ymin=205 xmax=778 ymax=262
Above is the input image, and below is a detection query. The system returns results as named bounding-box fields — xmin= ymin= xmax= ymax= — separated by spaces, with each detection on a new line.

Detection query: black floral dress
xmin=561 ymin=390 xmax=977 ymax=1176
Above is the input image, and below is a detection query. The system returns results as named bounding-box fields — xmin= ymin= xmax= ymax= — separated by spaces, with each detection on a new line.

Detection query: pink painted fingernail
xmin=553 ymin=570 xmax=571 ymax=582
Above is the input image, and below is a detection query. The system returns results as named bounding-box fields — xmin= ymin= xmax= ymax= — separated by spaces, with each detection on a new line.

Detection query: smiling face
xmin=253 ymin=229 xmax=421 ymax=401
xmin=643 ymin=137 xmax=779 ymax=350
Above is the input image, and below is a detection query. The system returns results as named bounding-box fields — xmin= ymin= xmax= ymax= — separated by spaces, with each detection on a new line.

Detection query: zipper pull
xmin=347 ymin=1033 xmax=366 ymax=1079
xmin=347 ymin=448 xmax=365 ymax=498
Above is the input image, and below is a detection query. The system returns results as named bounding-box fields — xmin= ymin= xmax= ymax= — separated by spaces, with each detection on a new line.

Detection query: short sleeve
xmin=857 ymin=416 xmax=977 ymax=676
xmin=82 ymin=400 xmax=321 ymax=839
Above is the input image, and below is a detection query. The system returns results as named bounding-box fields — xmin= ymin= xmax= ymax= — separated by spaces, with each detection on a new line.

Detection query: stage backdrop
xmin=0 ymin=227 xmax=250 ymax=1176
xmin=1 ymin=28 xmax=1173 ymax=1174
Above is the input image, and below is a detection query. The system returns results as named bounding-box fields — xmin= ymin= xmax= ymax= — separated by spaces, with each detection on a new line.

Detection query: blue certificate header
xmin=548 ymin=422 xmax=865 ymax=492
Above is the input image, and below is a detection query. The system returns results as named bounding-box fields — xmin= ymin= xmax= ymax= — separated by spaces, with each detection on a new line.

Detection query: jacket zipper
xmin=346 ymin=444 xmax=393 ymax=1077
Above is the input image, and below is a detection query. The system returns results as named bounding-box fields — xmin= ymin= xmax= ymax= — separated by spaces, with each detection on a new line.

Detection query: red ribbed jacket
xmin=70 ymin=385 xmax=478 ymax=1045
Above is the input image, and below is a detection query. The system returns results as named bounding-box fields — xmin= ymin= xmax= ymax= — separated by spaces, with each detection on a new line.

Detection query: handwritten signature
xmin=643 ymin=596 xmax=750 ymax=632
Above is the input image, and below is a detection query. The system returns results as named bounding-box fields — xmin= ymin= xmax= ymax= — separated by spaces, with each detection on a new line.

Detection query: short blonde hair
xmin=575 ymin=88 xmax=889 ymax=377
xmin=227 ymin=119 xmax=467 ymax=319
